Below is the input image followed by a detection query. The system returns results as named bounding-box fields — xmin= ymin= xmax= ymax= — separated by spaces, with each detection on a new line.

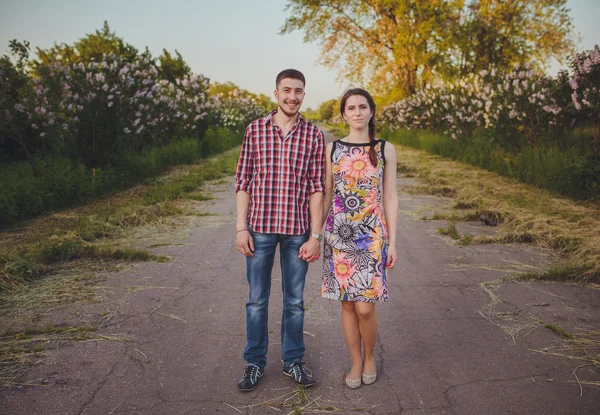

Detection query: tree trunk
xmin=8 ymin=132 xmax=38 ymax=176
xmin=595 ymin=119 xmax=599 ymax=155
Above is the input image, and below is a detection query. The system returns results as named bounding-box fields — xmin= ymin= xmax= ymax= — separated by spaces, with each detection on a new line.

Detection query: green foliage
xmin=199 ymin=125 xmax=243 ymax=156
xmin=0 ymin=128 xmax=242 ymax=227
xmin=2 ymin=22 xmax=263 ymax=172
xmin=438 ymin=222 xmax=460 ymax=240
xmin=302 ymin=107 xmax=320 ymax=122
xmin=209 ymin=82 xmax=274 ymax=114
xmin=452 ymin=1 xmax=576 ymax=77
xmin=383 ymin=128 xmax=600 ymax=200
xmin=318 ymin=99 xmax=337 ymax=121
xmin=0 ymin=23 xmax=267 ymax=227
xmin=157 ymin=49 xmax=191 ymax=83
xmin=281 ymin=0 xmax=575 ymax=98
xmin=326 ymin=123 xmax=350 ymax=138
xmin=0 ymin=40 xmax=35 ymax=163
xmin=33 ymin=21 xmax=138 ymax=67
xmin=564 ymin=46 xmax=600 ymax=152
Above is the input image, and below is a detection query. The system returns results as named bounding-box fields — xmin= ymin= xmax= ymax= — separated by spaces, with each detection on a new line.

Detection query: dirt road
xmin=1 ymin=130 xmax=599 ymax=414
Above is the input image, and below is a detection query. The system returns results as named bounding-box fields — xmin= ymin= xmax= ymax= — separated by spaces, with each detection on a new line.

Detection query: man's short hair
xmin=276 ymin=69 xmax=306 ymax=89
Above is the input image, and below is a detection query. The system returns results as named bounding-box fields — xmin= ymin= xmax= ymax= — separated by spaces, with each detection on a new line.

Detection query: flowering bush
xmin=7 ymin=53 xmax=213 ymax=165
xmin=2 ymin=48 xmax=269 ymax=168
xmin=0 ymin=29 xmax=273 ymax=226
xmin=566 ymin=45 xmax=600 ymax=151
xmin=379 ymin=45 xmax=600 ymax=200
xmin=380 ymin=63 xmax=565 ymax=149
xmin=210 ymin=88 xmax=267 ymax=131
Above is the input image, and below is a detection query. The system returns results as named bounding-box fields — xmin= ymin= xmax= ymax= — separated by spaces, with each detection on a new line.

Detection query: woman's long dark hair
xmin=340 ymin=88 xmax=377 ymax=166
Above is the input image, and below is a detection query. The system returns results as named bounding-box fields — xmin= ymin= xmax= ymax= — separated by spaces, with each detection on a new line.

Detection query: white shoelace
xmin=241 ymin=365 xmax=260 ymax=382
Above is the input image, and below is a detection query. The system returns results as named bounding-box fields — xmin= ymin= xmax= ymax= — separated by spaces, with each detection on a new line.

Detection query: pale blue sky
xmin=1 ymin=0 xmax=597 ymax=109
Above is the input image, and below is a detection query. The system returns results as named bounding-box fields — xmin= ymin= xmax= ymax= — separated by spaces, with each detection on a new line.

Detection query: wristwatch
xmin=311 ymin=233 xmax=322 ymax=241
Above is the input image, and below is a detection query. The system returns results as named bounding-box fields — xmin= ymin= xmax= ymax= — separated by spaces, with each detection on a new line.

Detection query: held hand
xmin=236 ymin=230 xmax=254 ymax=256
xmin=385 ymin=245 xmax=397 ymax=269
xmin=299 ymin=238 xmax=321 ymax=263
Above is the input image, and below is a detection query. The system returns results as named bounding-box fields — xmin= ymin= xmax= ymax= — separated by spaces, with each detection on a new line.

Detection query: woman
xmin=321 ymin=88 xmax=398 ymax=389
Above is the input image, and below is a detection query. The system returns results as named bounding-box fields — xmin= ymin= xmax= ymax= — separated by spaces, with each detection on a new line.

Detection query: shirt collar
xmin=264 ymin=109 xmax=305 ymax=127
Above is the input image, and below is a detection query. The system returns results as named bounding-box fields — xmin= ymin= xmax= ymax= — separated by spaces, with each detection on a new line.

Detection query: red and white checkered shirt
xmin=236 ymin=111 xmax=325 ymax=235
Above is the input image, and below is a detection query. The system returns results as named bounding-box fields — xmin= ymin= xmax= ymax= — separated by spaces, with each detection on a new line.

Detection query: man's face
xmin=274 ymin=78 xmax=305 ymax=117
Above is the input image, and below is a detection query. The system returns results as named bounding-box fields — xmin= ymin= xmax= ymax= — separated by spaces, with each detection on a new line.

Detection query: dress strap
xmin=330 ymin=140 xmax=339 ymax=163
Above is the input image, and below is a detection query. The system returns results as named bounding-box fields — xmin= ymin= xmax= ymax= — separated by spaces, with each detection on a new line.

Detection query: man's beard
xmin=278 ymin=100 xmax=300 ymax=117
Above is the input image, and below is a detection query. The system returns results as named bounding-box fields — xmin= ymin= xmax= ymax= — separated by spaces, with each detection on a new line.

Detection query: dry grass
xmin=396 ymin=147 xmax=600 ymax=282
xmin=0 ymin=147 xmax=241 ymax=387
xmin=533 ymin=328 xmax=600 ymax=393
xmin=224 ymin=386 xmax=345 ymax=414
xmin=478 ymin=277 xmax=599 ymax=389
xmin=0 ymin=148 xmax=241 ymax=292
xmin=0 ymin=324 xmax=134 ymax=387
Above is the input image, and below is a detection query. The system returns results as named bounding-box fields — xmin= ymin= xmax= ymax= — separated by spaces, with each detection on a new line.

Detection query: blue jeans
xmin=244 ymin=230 xmax=309 ymax=368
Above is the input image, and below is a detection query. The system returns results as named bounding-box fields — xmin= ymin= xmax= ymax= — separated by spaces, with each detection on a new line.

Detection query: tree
xmin=209 ymin=82 xmax=275 ymax=113
xmin=281 ymin=0 xmax=457 ymax=98
xmin=318 ymin=98 xmax=338 ymax=121
xmin=34 ymin=21 xmax=138 ymax=68
xmin=454 ymin=0 xmax=577 ymax=77
xmin=157 ymin=49 xmax=191 ymax=83
xmin=281 ymin=0 xmax=576 ymax=99
xmin=0 ymin=40 xmax=36 ymax=164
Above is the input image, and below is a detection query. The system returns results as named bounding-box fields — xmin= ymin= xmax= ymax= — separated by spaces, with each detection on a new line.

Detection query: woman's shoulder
xmin=377 ymin=139 xmax=396 ymax=151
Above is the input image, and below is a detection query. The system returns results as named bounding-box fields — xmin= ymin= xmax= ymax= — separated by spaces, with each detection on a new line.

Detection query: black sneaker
xmin=237 ymin=364 xmax=264 ymax=392
xmin=283 ymin=362 xmax=316 ymax=386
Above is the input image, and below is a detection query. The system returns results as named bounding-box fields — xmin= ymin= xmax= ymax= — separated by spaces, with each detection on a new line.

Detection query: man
xmin=235 ymin=69 xmax=325 ymax=391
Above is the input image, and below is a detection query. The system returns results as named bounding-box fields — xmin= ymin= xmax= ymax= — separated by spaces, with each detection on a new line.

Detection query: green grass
xmin=391 ymin=144 xmax=600 ymax=282
xmin=383 ymin=128 xmax=600 ymax=201
xmin=543 ymin=322 xmax=575 ymax=339
xmin=0 ymin=139 xmax=241 ymax=387
xmin=517 ymin=265 xmax=592 ymax=283
xmin=458 ymin=234 xmax=474 ymax=246
xmin=438 ymin=222 xmax=460 ymax=240
xmin=0 ymin=126 xmax=243 ymax=227
xmin=437 ymin=222 xmax=474 ymax=245
xmin=0 ymin=145 xmax=241 ymax=293
xmin=324 ymin=123 xmax=350 ymax=138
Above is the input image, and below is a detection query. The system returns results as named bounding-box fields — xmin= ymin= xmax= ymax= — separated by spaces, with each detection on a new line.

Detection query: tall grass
xmin=382 ymin=129 xmax=600 ymax=201
xmin=0 ymin=126 xmax=242 ymax=227
xmin=324 ymin=123 xmax=350 ymax=138
xmin=394 ymin=145 xmax=600 ymax=281
xmin=0 ymin=145 xmax=242 ymax=292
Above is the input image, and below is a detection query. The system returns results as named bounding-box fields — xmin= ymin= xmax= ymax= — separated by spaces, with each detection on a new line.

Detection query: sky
xmin=1 ymin=0 xmax=598 ymax=109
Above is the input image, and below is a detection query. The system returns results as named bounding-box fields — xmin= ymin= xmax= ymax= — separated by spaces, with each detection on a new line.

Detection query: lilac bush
xmin=567 ymin=45 xmax=600 ymax=151
xmin=3 ymin=50 xmax=266 ymax=167
xmin=380 ymin=63 xmax=565 ymax=148
xmin=8 ymin=53 xmax=213 ymax=164
xmin=380 ymin=45 xmax=600 ymax=150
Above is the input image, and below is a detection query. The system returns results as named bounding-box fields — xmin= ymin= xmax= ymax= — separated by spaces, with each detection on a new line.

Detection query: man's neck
xmin=273 ymin=108 xmax=300 ymax=128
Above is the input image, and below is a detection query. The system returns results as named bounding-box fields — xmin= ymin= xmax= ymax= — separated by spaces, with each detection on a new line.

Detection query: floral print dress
xmin=321 ymin=139 xmax=388 ymax=303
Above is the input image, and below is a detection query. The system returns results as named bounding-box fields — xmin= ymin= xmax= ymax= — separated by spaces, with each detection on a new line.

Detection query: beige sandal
xmin=361 ymin=372 xmax=377 ymax=385
xmin=345 ymin=374 xmax=362 ymax=389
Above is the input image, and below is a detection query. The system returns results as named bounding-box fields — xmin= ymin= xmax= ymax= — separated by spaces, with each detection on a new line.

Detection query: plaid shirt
xmin=235 ymin=110 xmax=325 ymax=235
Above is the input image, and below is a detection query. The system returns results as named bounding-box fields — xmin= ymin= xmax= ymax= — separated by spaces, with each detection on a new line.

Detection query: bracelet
xmin=237 ymin=228 xmax=249 ymax=233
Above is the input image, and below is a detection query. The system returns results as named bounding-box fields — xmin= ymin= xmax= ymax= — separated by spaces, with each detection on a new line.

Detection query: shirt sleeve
xmin=235 ymin=125 xmax=253 ymax=193
xmin=308 ymin=129 xmax=325 ymax=194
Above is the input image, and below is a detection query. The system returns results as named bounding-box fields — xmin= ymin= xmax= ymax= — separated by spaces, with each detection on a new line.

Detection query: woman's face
xmin=343 ymin=95 xmax=373 ymax=130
